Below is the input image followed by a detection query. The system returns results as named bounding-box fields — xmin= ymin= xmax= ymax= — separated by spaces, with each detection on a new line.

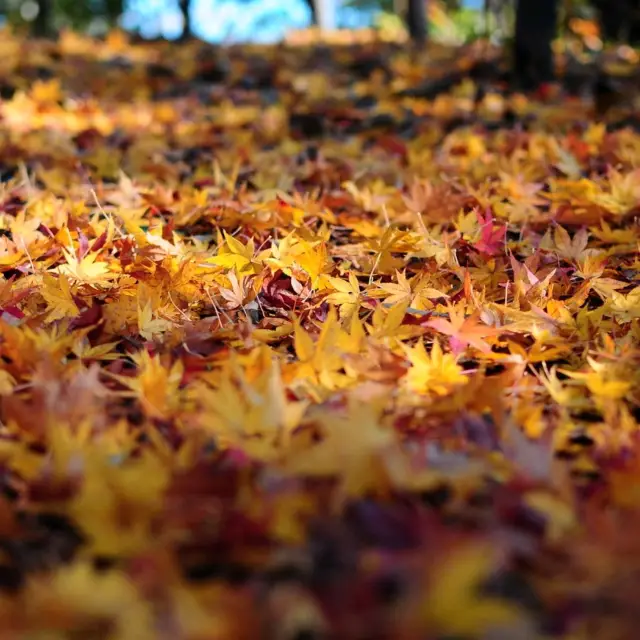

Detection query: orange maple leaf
xmin=426 ymin=304 xmax=505 ymax=355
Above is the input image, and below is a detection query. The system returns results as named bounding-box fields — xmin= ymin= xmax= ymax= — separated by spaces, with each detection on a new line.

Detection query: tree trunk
xmin=513 ymin=0 xmax=558 ymax=90
xmin=104 ymin=0 xmax=124 ymax=25
xmin=305 ymin=0 xmax=317 ymax=25
xmin=597 ymin=0 xmax=634 ymax=42
xmin=33 ymin=0 xmax=53 ymax=38
xmin=407 ymin=0 xmax=427 ymax=44
xmin=179 ymin=0 xmax=192 ymax=39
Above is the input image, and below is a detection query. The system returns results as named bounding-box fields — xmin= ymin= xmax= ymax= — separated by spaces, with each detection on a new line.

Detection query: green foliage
xmin=4 ymin=0 xmax=122 ymax=34
xmin=374 ymin=10 xmax=406 ymax=31
xmin=345 ymin=0 xmax=396 ymax=11
xmin=54 ymin=0 xmax=94 ymax=29
xmin=445 ymin=8 xmax=484 ymax=42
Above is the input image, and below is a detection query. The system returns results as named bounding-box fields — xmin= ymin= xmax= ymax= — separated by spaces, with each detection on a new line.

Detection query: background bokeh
xmin=0 ymin=0 xmax=487 ymax=43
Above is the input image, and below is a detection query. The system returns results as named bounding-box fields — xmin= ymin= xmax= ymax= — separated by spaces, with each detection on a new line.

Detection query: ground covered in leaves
xmin=1 ymin=29 xmax=640 ymax=640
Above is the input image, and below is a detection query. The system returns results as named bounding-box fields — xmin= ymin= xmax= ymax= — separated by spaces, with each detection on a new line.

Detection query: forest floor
xmin=0 ymin=29 xmax=639 ymax=639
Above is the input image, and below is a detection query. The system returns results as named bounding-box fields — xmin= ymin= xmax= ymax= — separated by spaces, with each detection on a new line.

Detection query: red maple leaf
xmin=473 ymin=209 xmax=506 ymax=256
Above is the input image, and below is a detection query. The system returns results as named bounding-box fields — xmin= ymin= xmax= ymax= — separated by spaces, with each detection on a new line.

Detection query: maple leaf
xmin=402 ymin=178 xmax=434 ymax=214
xmin=204 ymin=231 xmax=263 ymax=274
xmin=608 ymin=288 xmax=640 ymax=323
xmin=72 ymin=340 xmax=120 ymax=362
xmin=422 ymin=543 xmax=525 ymax=637
xmin=426 ymin=304 xmax=504 ymax=355
xmin=590 ymin=219 xmax=637 ymax=245
xmin=325 ymin=272 xmax=362 ymax=321
xmin=573 ymin=253 xmax=606 ymax=280
xmin=508 ymin=253 xmax=557 ymax=309
xmin=218 ymin=270 xmax=251 ymax=310
xmin=294 ymin=246 xmax=333 ymax=289
xmin=0 ymin=369 xmax=16 ymax=395
xmin=343 ymin=179 xmax=396 ymax=213
xmin=455 ymin=209 xmax=481 ymax=240
xmin=252 ymin=320 xmax=294 ymax=344
xmin=30 ymin=78 xmax=63 ymax=104
xmin=373 ymin=270 xmax=448 ymax=310
xmin=364 ymin=227 xmax=415 ymax=275
xmin=592 ymin=167 xmax=640 ymax=215
xmin=415 ymin=226 xmax=456 ymax=267
xmin=498 ymin=171 xmax=546 ymax=207
xmin=573 ymin=254 xmax=625 ymax=299
xmin=114 ymin=352 xmax=184 ymax=420
xmin=285 ymin=398 xmax=397 ymax=497
xmin=366 ymin=301 xmax=424 ymax=341
xmin=288 ymin=308 xmax=366 ymax=399
xmin=10 ymin=210 xmax=42 ymax=252
xmin=194 ymin=356 xmax=308 ymax=459
xmin=554 ymin=146 xmax=583 ymax=179
xmin=137 ymin=299 xmax=172 ymax=341
xmin=541 ymin=225 xmax=591 ymax=262
xmin=535 ymin=364 xmax=584 ymax=408
xmin=56 ymin=249 xmax=118 ymax=286
xmin=562 ymin=357 xmax=632 ymax=405
xmin=0 ymin=236 xmax=22 ymax=267
xmin=472 ymin=208 xmax=506 ymax=256
xmin=41 ymin=273 xmax=79 ymax=322
xmin=403 ymin=339 xmax=468 ymax=396
xmin=69 ymin=451 xmax=170 ymax=556
xmin=268 ymin=234 xmax=333 ymax=290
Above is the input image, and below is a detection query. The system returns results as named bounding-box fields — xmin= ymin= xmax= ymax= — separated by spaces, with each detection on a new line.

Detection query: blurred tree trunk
xmin=514 ymin=0 xmax=558 ymax=89
xmin=407 ymin=0 xmax=427 ymax=44
xmin=179 ymin=0 xmax=192 ymax=39
xmin=596 ymin=0 xmax=633 ymax=42
xmin=104 ymin=0 xmax=124 ymax=25
xmin=34 ymin=0 xmax=53 ymax=37
xmin=305 ymin=0 xmax=318 ymax=25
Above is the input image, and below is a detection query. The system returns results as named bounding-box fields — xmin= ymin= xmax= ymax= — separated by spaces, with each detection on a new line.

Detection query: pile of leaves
xmin=0 ymin=28 xmax=640 ymax=639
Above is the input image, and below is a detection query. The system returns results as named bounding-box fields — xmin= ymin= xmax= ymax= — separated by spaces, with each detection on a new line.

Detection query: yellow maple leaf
xmin=204 ymin=231 xmax=262 ymax=274
xmin=403 ymin=339 xmax=468 ymax=396
xmin=137 ymin=299 xmax=173 ymax=341
xmin=10 ymin=210 xmax=41 ymax=252
xmin=289 ymin=311 xmax=358 ymax=397
xmin=72 ymin=340 xmax=121 ymax=362
xmin=41 ymin=273 xmax=79 ymax=322
xmin=325 ymin=272 xmax=361 ymax=321
xmin=374 ymin=270 xmax=448 ymax=310
xmin=365 ymin=227 xmax=414 ymax=274
xmin=268 ymin=233 xmax=333 ymax=290
xmin=0 ymin=236 xmax=22 ymax=267
xmin=70 ymin=451 xmax=170 ymax=558
xmin=0 ymin=369 xmax=16 ymax=395
xmin=416 ymin=226 xmax=455 ymax=267
xmin=367 ymin=301 xmax=423 ymax=341
xmin=608 ymin=287 xmax=640 ymax=323
xmin=562 ymin=357 xmax=632 ymax=404
xmin=30 ymin=78 xmax=63 ymax=104
xmin=56 ymin=249 xmax=118 ymax=286
xmin=423 ymin=543 xmax=524 ymax=636
xmin=195 ymin=357 xmax=308 ymax=458
xmin=285 ymin=398 xmax=396 ymax=497
xmin=115 ymin=352 xmax=184 ymax=420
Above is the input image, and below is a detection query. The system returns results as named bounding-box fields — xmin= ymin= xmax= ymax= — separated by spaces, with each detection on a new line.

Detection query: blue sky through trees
xmin=122 ymin=0 xmax=376 ymax=42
